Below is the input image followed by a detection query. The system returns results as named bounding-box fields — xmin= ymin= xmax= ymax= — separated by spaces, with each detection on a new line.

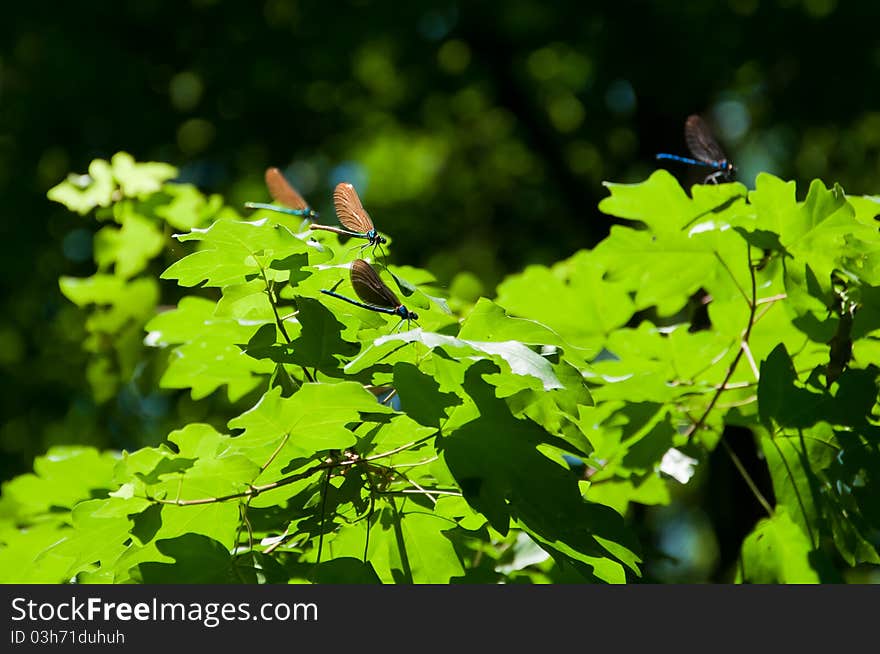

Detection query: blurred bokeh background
xmin=2 ymin=0 xmax=879 ymax=582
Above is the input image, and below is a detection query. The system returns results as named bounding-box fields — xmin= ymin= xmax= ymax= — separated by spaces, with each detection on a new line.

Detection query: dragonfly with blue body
xmin=321 ymin=259 xmax=418 ymax=330
xmin=656 ymin=115 xmax=736 ymax=184
xmin=309 ymin=183 xmax=388 ymax=257
xmin=244 ymin=167 xmax=320 ymax=219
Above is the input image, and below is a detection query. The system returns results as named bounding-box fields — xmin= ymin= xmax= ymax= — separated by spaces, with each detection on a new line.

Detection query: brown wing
xmin=684 ymin=115 xmax=726 ymax=163
xmin=265 ymin=167 xmax=308 ymax=210
xmin=350 ymin=259 xmax=399 ymax=308
xmin=333 ymin=183 xmax=375 ymax=233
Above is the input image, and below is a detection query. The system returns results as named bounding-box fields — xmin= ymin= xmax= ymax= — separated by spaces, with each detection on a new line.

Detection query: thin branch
xmin=234 ymin=434 xmax=290 ymax=555
xmin=741 ymin=340 xmax=760 ymax=380
xmin=720 ymin=438 xmax=773 ymax=516
xmin=686 ymin=244 xmax=758 ymax=440
xmin=756 ymin=293 xmax=787 ymax=305
xmin=378 ymin=488 xmax=461 ymax=498
xmin=714 ymin=394 xmax=758 ymax=409
xmin=362 ymin=434 xmax=435 ymax=463
xmin=144 ymin=458 xmax=337 ymax=506
xmin=144 ymin=432 xmax=439 ymax=508
xmin=315 ymin=468 xmax=332 ymax=571
xmin=388 ymin=456 xmax=439 ymax=469
xmin=233 ymin=502 xmax=254 ymax=553
xmin=684 ymin=245 xmax=778 ymax=517
xmin=262 ymin=529 xmax=299 ymax=555
xmin=682 ymin=408 xmax=772 ymax=517
xmin=388 ymin=470 xmax=438 ymax=506
xmin=752 ymin=304 xmax=776 ymax=329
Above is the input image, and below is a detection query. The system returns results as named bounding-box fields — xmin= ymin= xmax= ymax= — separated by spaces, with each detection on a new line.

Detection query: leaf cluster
xmin=3 ymin=160 xmax=879 ymax=583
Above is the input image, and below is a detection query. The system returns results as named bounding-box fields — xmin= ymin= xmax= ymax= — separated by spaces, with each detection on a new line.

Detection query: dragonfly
xmin=656 ymin=115 xmax=736 ymax=184
xmin=244 ymin=167 xmax=319 ymax=219
xmin=321 ymin=259 xmax=418 ymax=329
xmin=309 ymin=183 xmax=387 ymax=256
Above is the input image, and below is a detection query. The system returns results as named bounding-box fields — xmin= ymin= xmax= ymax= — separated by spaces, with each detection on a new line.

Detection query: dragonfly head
xmin=307 ymin=208 xmax=320 ymax=220
xmin=396 ymin=305 xmax=418 ymax=322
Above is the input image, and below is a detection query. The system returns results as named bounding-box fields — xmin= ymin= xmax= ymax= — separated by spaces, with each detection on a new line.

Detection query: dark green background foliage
xmin=1 ymin=1 xmax=879 ymax=583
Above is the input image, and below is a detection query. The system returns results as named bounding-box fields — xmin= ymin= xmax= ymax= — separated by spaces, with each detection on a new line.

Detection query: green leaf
xmin=393 ymin=362 xmax=463 ymax=428
xmin=459 ymin=298 xmax=594 ymax=362
xmin=46 ymin=153 xmax=178 ymax=215
xmin=748 ymin=173 xmax=798 ymax=236
xmin=599 ymin=169 xmax=747 ymax=232
xmin=758 ymin=344 xmax=824 ymax=429
xmin=508 ymin=359 xmax=594 ymax=454
xmin=228 ymin=384 xmax=394 ymax=460
xmin=0 ymin=522 xmax=78 ymax=583
xmin=162 ymin=327 xmax=273 ymax=401
xmin=137 ymin=534 xmax=240 ymax=583
xmin=285 ymin=296 xmax=359 ymax=371
xmin=109 ymin=152 xmax=178 ymax=197
xmin=441 ymin=361 xmax=641 ymax=581
xmin=94 ymin=208 xmax=165 ymax=279
xmin=396 ymin=511 xmax=465 ymax=583
xmin=151 ymin=502 xmax=242 ymax=550
xmin=2 ymin=447 xmax=119 ymax=518
xmin=39 ymin=498 xmax=136 ymax=579
xmin=147 ymin=298 xmax=275 ymax=401
xmin=348 ymin=330 xmax=564 ymax=391
xmin=738 ymin=509 xmax=821 ymax=583
xmin=163 ymin=218 xmax=313 ymax=287
xmin=215 ymin=280 xmax=275 ymax=321
xmin=763 ymin=421 xmax=880 ymax=568
xmin=590 ymin=323 xmax=735 ymax=405
xmin=145 ymin=296 xmax=216 ymax=344
xmin=496 ymin=250 xmax=632 ymax=345
xmin=584 ymin=474 xmax=670 ymax=516
xmin=153 ymin=183 xmax=224 ymax=231
xmin=47 ymin=158 xmax=116 ymax=215
xmin=60 ymin=275 xmax=159 ymax=323
xmin=594 ymin=220 xmax=745 ymax=316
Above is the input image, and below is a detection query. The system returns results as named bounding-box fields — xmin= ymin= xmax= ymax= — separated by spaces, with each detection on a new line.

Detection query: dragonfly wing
xmin=684 ymin=115 xmax=727 ymax=164
xmin=333 ymin=183 xmax=375 ymax=233
xmin=350 ymin=259 xmax=399 ymax=308
xmin=266 ymin=167 xmax=308 ymax=210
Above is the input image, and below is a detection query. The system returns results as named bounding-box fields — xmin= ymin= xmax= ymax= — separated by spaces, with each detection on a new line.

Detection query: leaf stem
xmin=714 ymin=251 xmax=750 ymax=307
xmin=770 ymin=431 xmax=817 ymax=548
xmin=259 ymin=264 xmax=315 ymax=383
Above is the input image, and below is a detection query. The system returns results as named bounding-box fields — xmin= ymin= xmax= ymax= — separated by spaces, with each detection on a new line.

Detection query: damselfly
xmin=244 ymin=167 xmax=319 ymax=219
xmin=321 ymin=259 xmax=418 ymax=329
xmin=309 ymin=183 xmax=387 ymax=256
xmin=656 ymin=115 xmax=736 ymax=184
